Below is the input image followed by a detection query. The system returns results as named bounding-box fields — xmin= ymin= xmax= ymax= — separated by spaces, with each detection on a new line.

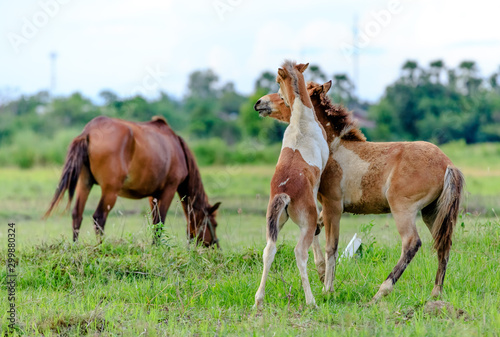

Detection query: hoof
xmin=305 ymin=301 xmax=318 ymax=310
xmin=318 ymin=273 xmax=325 ymax=284
xmin=431 ymin=285 xmax=443 ymax=298
xmin=253 ymin=299 xmax=264 ymax=310
xmin=366 ymin=292 xmax=384 ymax=307
xmin=316 ymin=262 xmax=325 ymax=282
xmin=322 ymin=285 xmax=334 ymax=294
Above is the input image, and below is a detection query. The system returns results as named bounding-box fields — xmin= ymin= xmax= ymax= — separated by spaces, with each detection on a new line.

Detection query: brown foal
xmin=254 ymin=62 xmax=330 ymax=307
xmin=254 ymin=81 xmax=464 ymax=303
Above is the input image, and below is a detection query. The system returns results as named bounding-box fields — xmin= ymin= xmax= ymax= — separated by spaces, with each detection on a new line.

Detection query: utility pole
xmin=352 ymin=15 xmax=359 ymax=100
xmin=50 ymin=51 xmax=57 ymax=95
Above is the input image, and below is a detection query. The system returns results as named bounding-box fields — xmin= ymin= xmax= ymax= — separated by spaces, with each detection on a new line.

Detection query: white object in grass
xmin=339 ymin=233 xmax=362 ymax=262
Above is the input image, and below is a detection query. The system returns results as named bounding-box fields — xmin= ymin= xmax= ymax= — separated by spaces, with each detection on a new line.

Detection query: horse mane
xmin=308 ymin=82 xmax=366 ymax=142
xmin=176 ymin=135 xmax=210 ymax=210
xmin=280 ymin=60 xmax=300 ymax=96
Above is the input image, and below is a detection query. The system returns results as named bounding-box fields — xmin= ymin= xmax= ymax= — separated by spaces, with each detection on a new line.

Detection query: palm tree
xmin=401 ymin=60 xmax=419 ymax=85
xmin=459 ymin=61 xmax=481 ymax=95
xmin=488 ymin=67 xmax=499 ymax=92
xmin=429 ymin=60 xmax=445 ymax=84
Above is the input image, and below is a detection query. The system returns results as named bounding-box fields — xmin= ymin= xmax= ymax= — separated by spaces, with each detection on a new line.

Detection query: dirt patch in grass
xmin=424 ymin=301 xmax=470 ymax=320
xmin=36 ymin=311 xmax=107 ymax=336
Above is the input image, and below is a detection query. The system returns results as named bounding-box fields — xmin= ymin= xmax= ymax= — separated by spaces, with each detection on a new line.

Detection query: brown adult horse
xmin=254 ymin=62 xmax=330 ymax=307
xmin=45 ymin=116 xmax=221 ymax=247
xmin=254 ymin=81 xmax=464 ymax=303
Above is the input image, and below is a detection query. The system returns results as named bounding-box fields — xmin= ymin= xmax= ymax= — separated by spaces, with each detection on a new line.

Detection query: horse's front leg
xmin=312 ymin=210 xmax=325 ymax=282
xmin=322 ymin=202 xmax=342 ymax=293
xmin=150 ymin=187 xmax=177 ymax=245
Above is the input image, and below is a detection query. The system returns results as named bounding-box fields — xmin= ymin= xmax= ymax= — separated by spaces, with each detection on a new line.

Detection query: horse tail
xmin=431 ymin=166 xmax=465 ymax=253
xmin=44 ymin=134 xmax=89 ymax=218
xmin=267 ymin=193 xmax=291 ymax=242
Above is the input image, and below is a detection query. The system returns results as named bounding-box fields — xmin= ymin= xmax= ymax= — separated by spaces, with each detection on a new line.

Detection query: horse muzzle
xmin=254 ymin=100 xmax=272 ymax=117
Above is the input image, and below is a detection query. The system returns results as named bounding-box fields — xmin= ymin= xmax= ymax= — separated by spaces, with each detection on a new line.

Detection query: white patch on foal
xmin=281 ymin=98 xmax=329 ymax=171
xmin=332 ymin=145 xmax=370 ymax=205
xmin=279 ymin=178 xmax=290 ymax=187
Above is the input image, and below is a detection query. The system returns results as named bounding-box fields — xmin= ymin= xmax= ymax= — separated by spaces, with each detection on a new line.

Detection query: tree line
xmin=0 ymin=59 xmax=499 ymax=167
xmin=368 ymin=60 xmax=500 ymax=143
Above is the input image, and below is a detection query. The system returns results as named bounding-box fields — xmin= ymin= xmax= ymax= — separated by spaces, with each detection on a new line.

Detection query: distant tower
xmin=352 ymin=15 xmax=359 ymax=100
xmin=50 ymin=51 xmax=57 ymax=95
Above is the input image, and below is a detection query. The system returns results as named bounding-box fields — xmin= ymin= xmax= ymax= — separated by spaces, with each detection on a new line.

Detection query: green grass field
xmin=1 ymin=142 xmax=499 ymax=336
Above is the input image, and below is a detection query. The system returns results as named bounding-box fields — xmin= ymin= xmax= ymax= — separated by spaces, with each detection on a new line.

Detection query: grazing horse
xmin=254 ymin=61 xmax=329 ymax=308
xmin=254 ymin=81 xmax=464 ymax=303
xmin=44 ymin=116 xmax=221 ymax=247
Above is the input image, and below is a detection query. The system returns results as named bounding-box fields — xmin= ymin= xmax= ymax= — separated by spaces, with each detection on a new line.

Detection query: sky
xmin=1 ymin=0 xmax=499 ymax=103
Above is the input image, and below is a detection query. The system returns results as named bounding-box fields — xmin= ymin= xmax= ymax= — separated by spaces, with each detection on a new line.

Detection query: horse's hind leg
xmin=92 ymin=188 xmax=118 ymax=242
xmin=291 ymin=205 xmax=320 ymax=306
xmin=421 ymin=200 xmax=438 ymax=233
xmin=422 ymin=201 xmax=449 ymax=297
xmin=254 ymin=206 xmax=289 ymax=308
xmin=71 ymin=166 xmax=93 ymax=242
xmin=370 ymin=209 xmax=421 ymax=303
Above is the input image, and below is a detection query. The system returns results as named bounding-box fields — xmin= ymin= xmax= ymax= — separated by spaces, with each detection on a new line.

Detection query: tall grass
xmin=0 ymin=217 xmax=498 ymax=336
xmin=0 ymin=144 xmax=499 ymax=335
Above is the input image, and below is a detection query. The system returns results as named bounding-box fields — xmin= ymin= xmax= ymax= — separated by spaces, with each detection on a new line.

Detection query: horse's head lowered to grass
xmin=185 ymin=199 xmax=221 ymax=248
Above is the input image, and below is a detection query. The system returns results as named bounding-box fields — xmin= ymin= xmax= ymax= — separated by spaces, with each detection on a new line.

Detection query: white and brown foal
xmin=254 ymin=62 xmax=329 ymax=308
xmin=254 ymin=81 xmax=465 ymax=304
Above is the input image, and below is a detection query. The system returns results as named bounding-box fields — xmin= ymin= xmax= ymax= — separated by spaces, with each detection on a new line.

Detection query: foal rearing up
xmin=254 ymin=61 xmax=329 ymax=308
xmin=255 ymin=81 xmax=465 ymax=303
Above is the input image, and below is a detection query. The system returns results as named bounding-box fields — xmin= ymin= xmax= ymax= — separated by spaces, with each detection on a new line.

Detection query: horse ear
xmin=297 ymin=63 xmax=309 ymax=73
xmin=278 ymin=68 xmax=287 ymax=80
xmin=209 ymin=202 xmax=221 ymax=214
xmin=309 ymin=83 xmax=323 ymax=95
xmin=322 ymin=80 xmax=332 ymax=94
